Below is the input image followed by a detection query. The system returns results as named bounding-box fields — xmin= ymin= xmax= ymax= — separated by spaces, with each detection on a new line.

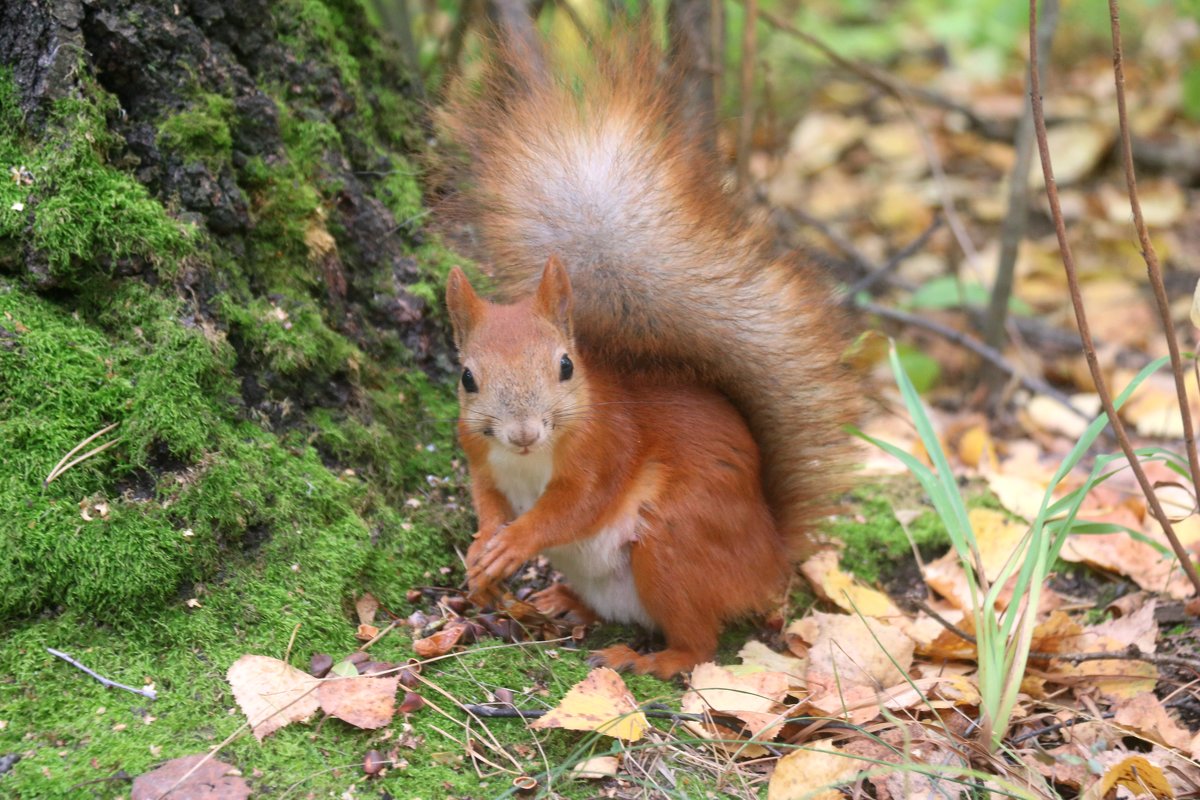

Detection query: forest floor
xmin=2 ymin=2 xmax=1200 ymax=799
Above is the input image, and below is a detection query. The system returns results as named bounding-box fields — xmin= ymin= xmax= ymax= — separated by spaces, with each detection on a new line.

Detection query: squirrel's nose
xmin=509 ymin=426 xmax=540 ymax=448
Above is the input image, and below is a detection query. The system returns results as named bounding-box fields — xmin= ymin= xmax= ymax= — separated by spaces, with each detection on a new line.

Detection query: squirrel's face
xmin=446 ymin=257 xmax=587 ymax=456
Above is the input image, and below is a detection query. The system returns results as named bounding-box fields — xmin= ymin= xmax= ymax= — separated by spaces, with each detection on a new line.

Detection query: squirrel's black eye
xmin=559 ymin=354 xmax=574 ymax=382
xmin=461 ymin=368 xmax=478 ymax=393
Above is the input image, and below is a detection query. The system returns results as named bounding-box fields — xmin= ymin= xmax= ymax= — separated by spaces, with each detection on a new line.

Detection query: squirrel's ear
xmin=535 ymin=255 xmax=574 ymax=339
xmin=446 ymin=266 xmax=484 ymax=349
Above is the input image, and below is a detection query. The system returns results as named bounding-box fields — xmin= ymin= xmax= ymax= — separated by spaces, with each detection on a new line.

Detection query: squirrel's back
xmin=440 ymin=32 xmax=861 ymax=556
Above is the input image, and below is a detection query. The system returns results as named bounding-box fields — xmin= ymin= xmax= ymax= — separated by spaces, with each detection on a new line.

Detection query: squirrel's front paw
xmin=466 ymin=527 xmax=534 ymax=590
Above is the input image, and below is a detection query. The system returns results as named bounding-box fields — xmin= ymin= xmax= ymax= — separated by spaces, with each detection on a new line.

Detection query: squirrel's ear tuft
xmin=535 ymin=255 xmax=574 ymax=339
xmin=446 ymin=266 xmax=484 ymax=350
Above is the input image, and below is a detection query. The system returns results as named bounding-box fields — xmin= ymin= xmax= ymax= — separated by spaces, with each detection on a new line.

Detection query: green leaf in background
xmin=905 ymin=276 xmax=1033 ymax=315
xmin=1183 ymin=64 xmax=1200 ymax=122
xmin=895 ymin=343 xmax=941 ymax=393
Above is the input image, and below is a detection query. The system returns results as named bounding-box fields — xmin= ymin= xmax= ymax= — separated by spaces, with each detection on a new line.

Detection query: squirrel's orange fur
xmin=447 ymin=259 xmax=786 ymax=678
xmin=439 ymin=33 xmax=860 ymax=677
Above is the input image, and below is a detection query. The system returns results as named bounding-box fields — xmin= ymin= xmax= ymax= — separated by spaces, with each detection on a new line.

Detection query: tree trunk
xmin=0 ymin=0 xmax=458 ymax=622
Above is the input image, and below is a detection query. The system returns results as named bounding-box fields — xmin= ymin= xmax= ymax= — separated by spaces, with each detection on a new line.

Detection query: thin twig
xmin=46 ymin=648 xmax=157 ymax=701
xmin=735 ymin=0 xmax=758 ymax=192
xmin=1010 ymin=711 xmax=1116 ymax=745
xmin=982 ymin=0 xmax=1059 ymax=391
xmin=857 ymin=300 xmax=1090 ymax=420
xmin=44 ymin=423 xmax=119 ymax=485
xmin=463 ymin=704 xmax=709 ymax=723
xmin=1108 ymin=0 xmax=1200 ymax=538
xmin=1028 ymin=0 xmax=1200 ymax=596
xmin=843 ymin=217 xmax=944 ymax=299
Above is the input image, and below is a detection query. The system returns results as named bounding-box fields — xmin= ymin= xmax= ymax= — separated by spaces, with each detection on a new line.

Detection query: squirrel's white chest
xmin=488 ymin=448 xmax=553 ymax=516
xmin=486 ymin=447 xmax=653 ymax=629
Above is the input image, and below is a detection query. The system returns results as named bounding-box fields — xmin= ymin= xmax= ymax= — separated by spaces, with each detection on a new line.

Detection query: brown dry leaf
xmin=226 ymin=654 xmax=320 ymax=741
xmin=1080 ymin=753 xmax=1175 ymax=800
xmin=983 ymin=473 xmax=1050 ymax=523
xmin=412 ymin=624 xmax=466 ymax=658
xmin=529 ymin=667 xmax=647 ymax=741
xmin=355 ymin=592 xmax=379 ymax=626
xmin=737 ymin=640 xmax=806 ymax=685
xmin=1025 ymin=394 xmax=1100 ymax=441
xmin=1060 ymin=520 xmax=1198 ymax=599
xmin=1033 ymin=611 xmax=1158 ymax=701
xmin=1112 ymin=693 xmax=1192 ymax=752
xmin=681 ymin=663 xmax=789 ymax=754
xmin=1030 ymin=122 xmax=1112 ymax=187
xmin=318 ymin=674 xmax=399 ymax=730
xmin=801 ymin=679 xmax=881 ymax=726
xmin=877 ymin=674 xmax=981 ymax=713
xmin=800 ymin=550 xmax=902 ymax=618
xmin=783 ymin=113 xmax=868 ymax=176
xmin=132 ymin=754 xmax=250 ymax=800
xmin=919 ymin=612 xmax=977 ymax=661
xmin=767 ymin=741 xmax=863 ymax=800
xmin=1098 ymin=180 xmax=1185 ymax=227
xmin=789 ymin=612 xmax=914 ymax=688
xmin=571 ymin=755 xmax=619 ymax=779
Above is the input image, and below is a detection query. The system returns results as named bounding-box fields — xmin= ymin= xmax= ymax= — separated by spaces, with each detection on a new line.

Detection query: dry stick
xmin=44 ymin=422 xmax=119 ymax=485
xmin=844 ymin=216 xmax=943 ymax=299
xmin=858 ymin=300 xmax=1089 ymax=420
xmin=1027 ymin=0 xmax=1200 ymax=597
xmin=735 ymin=0 xmax=758 ymax=192
xmin=46 ymin=648 xmax=157 ymax=701
xmin=1108 ymin=0 xmax=1200 ymax=519
xmin=982 ymin=0 xmax=1059 ymax=389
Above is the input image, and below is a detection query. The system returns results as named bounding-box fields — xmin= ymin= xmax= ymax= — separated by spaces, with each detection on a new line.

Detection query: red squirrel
xmin=446 ymin=257 xmax=786 ymax=678
xmin=439 ymin=35 xmax=860 ymax=677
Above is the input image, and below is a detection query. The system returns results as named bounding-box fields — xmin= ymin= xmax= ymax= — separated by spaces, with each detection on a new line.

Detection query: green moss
xmin=0 ymin=70 xmax=192 ymax=281
xmin=158 ymin=93 xmax=235 ymax=169
xmin=218 ymin=292 xmax=355 ymax=381
xmin=376 ymin=154 xmax=423 ymax=224
xmin=828 ymin=483 xmax=951 ymax=584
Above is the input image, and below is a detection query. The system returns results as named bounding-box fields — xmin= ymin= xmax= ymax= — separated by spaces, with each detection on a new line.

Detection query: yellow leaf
xmin=529 ymin=668 xmax=646 ymax=741
xmin=800 ymin=550 xmax=901 ymax=618
xmin=1080 ymin=754 xmax=1174 ymax=800
xmin=768 ymin=741 xmax=862 ymax=800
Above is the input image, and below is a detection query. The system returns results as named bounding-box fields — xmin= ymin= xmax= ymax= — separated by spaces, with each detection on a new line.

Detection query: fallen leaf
xmin=571 ymin=755 xmax=619 ymax=779
xmin=1111 ymin=693 xmax=1192 ymax=752
xmin=227 ymin=654 xmax=320 ymax=741
xmin=768 ymin=740 xmax=862 ymax=800
xmin=318 ymin=674 xmax=399 ymax=729
xmin=1080 ymin=753 xmax=1174 ymax=800
xmin=681 ymin=663 xmax=789 ymax=754
xmin=1030 ymin=122 xmax=1112 ymax=187
xmin=1025 ymin=394 xmax=1099 ymax=440
xmin=412 ymin=624 xmax=466 ymax=658
xmin=132 ymin=754 xmax=251 ymax=800
xmin=788 ymin=612 xmax=914 ymax=688
xmin=737 ymin=640 xmax=806 ymax=684
xmin=529 ymin=667 xmax=647 ymax=741
xmin=355 ymin=593 xmax=380 ymax=626
xmin=801 ymin=550 xmax=902 ymax=617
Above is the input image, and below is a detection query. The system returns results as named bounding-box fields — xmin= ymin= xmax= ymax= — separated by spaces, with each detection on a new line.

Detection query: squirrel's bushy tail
xmin=439 ymin=34 xmax=861 ymax=556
